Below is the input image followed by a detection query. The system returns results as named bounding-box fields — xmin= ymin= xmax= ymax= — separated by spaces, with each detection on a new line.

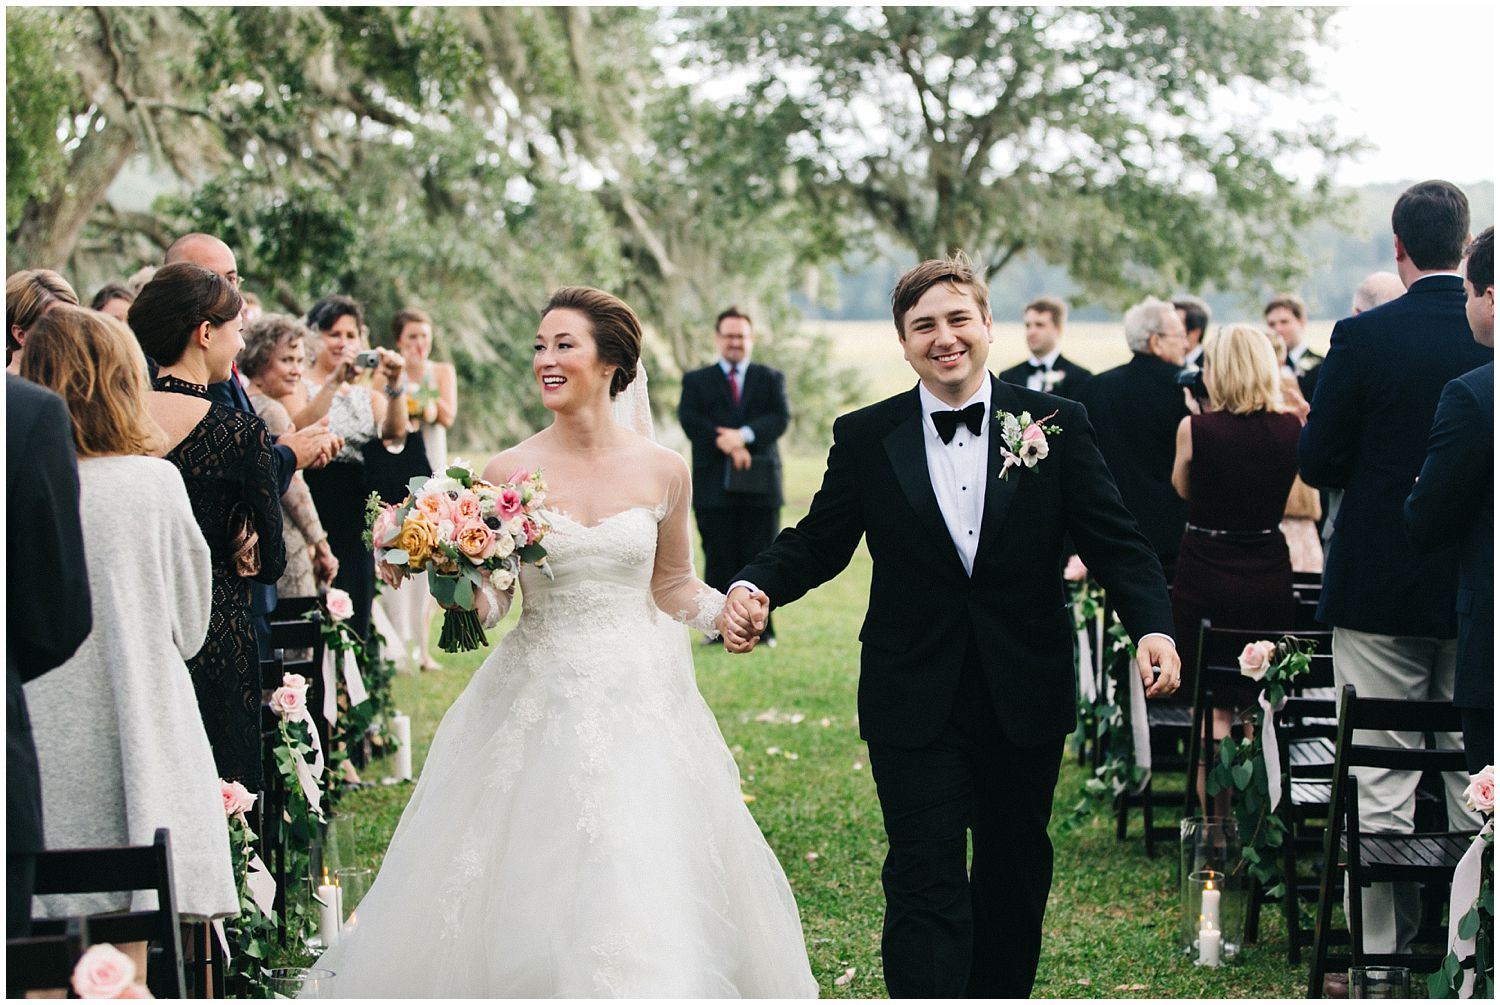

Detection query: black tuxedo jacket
xmin=7 ymin=374 xmax=93 ymax=854
xmin=997 ymin=354 xmax=1094 ymax=400
xmin=1075 ymin=353 xmax=1190 ymax=569
xmin=678 ymin=361 xmax=789 ymax=510
xmin=1405 ymin=362 xmax=1493 ymax=707
xmin=1300 ymin=275 xmax=1493 ymax=637
xmin=737 ymin=376 xmax=1173 ymax=748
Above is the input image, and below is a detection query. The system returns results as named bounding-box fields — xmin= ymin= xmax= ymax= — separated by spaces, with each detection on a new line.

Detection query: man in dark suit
xmin=722 ymin=257 xmax=1179 ymax=997
xmin=997 ymin=296 xmax=1093 ymax=399
xmin=160 ymin=234 xmax=339 ymax=652
xmin=1265 ymin=292 xmax=1324 ymax=400
xmin=1300 ymin=181 xmax=1490 ymax=958
xmin=677 ymin=307 xmax=789 ymax=644
xmin=6 ymin=373 xmax=93 ymax=936
xmin=1175 ymin=294 xmax=1211 ymax=369
xmin=1075 ymin=297 xmax=1192 ymax=581
xmin=1405 ymin=225 xmax=1494 ymax=774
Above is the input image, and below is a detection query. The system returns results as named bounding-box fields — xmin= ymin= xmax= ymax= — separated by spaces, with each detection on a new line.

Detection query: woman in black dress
xmin=130 ymin=263 xmax=286 ymax=788
xmin=1170 ymin=323 xmax=1302 ymax=808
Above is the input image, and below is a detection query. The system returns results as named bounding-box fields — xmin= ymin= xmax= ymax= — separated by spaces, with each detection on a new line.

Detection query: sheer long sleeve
xmin=652 ymin=456 xmax=726 ymax=635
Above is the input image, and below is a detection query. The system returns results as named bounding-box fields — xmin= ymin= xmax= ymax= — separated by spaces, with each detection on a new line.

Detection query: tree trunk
xmin=8 ymin=122 xmax=138 ymax=273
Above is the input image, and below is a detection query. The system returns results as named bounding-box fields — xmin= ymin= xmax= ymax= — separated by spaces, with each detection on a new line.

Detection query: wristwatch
xmin=383 ymin=382 xmax=404 ymax=399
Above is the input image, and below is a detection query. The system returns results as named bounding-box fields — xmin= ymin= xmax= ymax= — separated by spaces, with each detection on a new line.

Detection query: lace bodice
xmin=303 ymin=377 xmax=376 ymax=462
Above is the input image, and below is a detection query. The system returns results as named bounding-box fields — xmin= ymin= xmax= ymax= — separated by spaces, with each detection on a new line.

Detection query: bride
xmin=311 ymin=287 xmax=817 ymax=997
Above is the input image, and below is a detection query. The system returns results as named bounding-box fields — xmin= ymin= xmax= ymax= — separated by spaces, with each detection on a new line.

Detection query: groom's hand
xmin=720 ymin=586 xmax=769 ymax=654
xmin=1137 ymin=635 xmax=1182 ymax=699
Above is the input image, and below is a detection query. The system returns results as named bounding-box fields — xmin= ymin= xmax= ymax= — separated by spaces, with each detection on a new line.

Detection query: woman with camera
xmin=1170 ymin=324 xmax=1302 ymax=808
xmin=273 ymin=294 xmax=406 ymax=640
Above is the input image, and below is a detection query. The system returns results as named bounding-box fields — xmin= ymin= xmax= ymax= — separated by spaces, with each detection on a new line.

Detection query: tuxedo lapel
xmin=977 ymin=375 xmax=1022 ymax=563
xmin=883 ymin=388 xmax=967 ymax=578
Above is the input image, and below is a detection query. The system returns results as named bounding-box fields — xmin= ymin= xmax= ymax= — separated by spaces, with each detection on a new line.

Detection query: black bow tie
xmin=931 ymin=402 xmax=985 ymax=444
xmin=1026 ymin=361 xmax=1050 ymax=374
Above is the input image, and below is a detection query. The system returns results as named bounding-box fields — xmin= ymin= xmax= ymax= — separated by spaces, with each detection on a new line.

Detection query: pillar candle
xmin=392 ymin=713 xmax=413 ymax=781
xmin=1198 ymin=926 xmax=1221 ymax=967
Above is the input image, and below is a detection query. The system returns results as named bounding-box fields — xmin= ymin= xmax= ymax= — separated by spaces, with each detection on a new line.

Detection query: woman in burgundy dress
xmin=1170 ymin=324 xmax=1302 ymax=755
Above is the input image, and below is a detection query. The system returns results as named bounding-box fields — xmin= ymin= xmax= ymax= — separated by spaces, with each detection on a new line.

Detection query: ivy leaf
xmin=1232 ymin=761 xmax=1254 ymax=789
xmin=1459 ymin=907 xmax=1482 ymax=940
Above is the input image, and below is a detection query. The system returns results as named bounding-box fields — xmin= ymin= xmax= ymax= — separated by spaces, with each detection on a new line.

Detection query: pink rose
xmin=220 ymin=779 xmax=256 ymax=818
xmin=497 ymin=488 xmax=524 ymax=522
xmin=282 ymin=672 xmax=306 ymax=691
xmin=507 ymin=466 xmax=530 ymax=486
xmin=453 ymin=491 xmax=481 ymax=524
xmin=1063 ymin=554 xmax=1088 ymax=582
xmin=455 ymin=520 xmax=497 ymax=564
xmin=115 ymin=984 xmax=153 ymax=999
xmin=415 ymin=491 xmax=455 ymax=523
xmin=1465 ymin=765 xmax=1495 ymax=815
xmin=1237 ymin=640 xmax=1277 ymax=681
xmin=325 ymin=588 xmax=354 ymax=622
xmin=371 ymin=506 xmax=400 ymax=549
xmin=271 ymin=682 xmax=307 ymax=718
xmin=71 ymin=944 xmax=136 ymax=999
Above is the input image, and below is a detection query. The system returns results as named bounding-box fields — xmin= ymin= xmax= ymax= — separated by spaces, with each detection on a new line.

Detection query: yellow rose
xmin=396 ymin=512 xmax=440 ymax=567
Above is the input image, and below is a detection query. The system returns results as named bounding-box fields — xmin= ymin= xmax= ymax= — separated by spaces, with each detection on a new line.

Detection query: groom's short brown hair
xmin=891 ymin=252 xmax=990 ymax=338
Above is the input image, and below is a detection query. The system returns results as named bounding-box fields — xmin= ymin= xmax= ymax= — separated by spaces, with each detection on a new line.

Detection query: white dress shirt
xmin=916 ymin=382 xmax=990 ymax=576
xmin=1023 ymin=349 xmax=1063 ymax=392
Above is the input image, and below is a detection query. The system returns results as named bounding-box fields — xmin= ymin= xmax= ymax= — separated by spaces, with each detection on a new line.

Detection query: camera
xmin=354 ymin=350 xmax=381 ymax=370
xmin=1176 ymin=367 xmax=1208 ymax=401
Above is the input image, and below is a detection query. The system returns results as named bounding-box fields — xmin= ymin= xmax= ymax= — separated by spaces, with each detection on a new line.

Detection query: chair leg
xmin=1115 ymin=791 xmax=1128 ymax=841
xmin=1144 ymin=777 xmax=1156 ymax=858
xmin=1346 ymin=780 xmax=1364 ymax=969
xmin=1284 ymin=817 xmax=1302 ymax=965
xmin=1245 ymin=875 xmax=1262 ymax=943
xmin=1308 ymin=776 xmax=1349 ymax=998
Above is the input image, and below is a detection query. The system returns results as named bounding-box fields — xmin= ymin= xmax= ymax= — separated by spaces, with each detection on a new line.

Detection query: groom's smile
xmin=899 ymin=283 xmax=994 ymax=407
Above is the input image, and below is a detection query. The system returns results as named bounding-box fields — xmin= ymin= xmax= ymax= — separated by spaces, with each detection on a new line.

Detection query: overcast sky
xmin=1318 ymin=4 xmax=1495 ymax=186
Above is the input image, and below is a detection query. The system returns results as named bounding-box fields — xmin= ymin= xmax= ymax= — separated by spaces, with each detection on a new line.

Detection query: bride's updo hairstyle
xmin=541 ymin=286 xmax=642 ymax=399
xmin=128 ymin=262 xmax=243 ymax=365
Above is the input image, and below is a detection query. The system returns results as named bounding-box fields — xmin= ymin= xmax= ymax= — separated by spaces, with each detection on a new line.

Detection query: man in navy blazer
xmin=1406 ymin=226 xmax=1494 ymax=775
xmin=677 ymin=307 xmax=790 ymax=643
xmin=1299 ymin=181 xmax=1491 ymax=957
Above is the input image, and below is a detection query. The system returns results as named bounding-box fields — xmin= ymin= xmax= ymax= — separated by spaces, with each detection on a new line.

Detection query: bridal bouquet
xmin=366 ymin=461 xmax=551 ymax=652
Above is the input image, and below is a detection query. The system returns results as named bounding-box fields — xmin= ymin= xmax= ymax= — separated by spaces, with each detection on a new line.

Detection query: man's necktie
xmin=1026 ymin=361 xmax=1049 ymax=374
xmin=931 ymin=402 xmax=985 ymax=444
xmin=727 ymin=367 xmax=741 ymax=405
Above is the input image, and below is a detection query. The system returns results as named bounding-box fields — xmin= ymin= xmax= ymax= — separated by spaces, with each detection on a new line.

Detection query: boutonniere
xmin=1295 ymin=353 xmax=1319 ymax=374
xmin=995 ymin=409 xmax=1062 ymax=479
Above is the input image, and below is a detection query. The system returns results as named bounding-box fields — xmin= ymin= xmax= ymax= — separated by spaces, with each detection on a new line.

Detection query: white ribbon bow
xmin=1258 ymin=691 xmax=1287 ymax=813
xmin=342 ymin=648 xmax=369 ymax=706
xmin=1128 ymin=659 xmax=1152 ymax=794
xmin=283 ymin=702 xmax=327 ymax=821
xmin=1447 ymin=819 xmax=1492 ymax=998
xmin=246 ymin=852 xmax=278 ymax=918
xmin=1077 ymin=627 xmax=1097 ymax=703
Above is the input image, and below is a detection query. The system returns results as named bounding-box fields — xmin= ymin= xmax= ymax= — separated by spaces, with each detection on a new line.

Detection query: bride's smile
xmin=533 ymin=307 xmax=617 ymax=413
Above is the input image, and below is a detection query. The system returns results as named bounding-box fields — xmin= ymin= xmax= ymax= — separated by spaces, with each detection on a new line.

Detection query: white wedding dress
xmin=313 ymin=425 xmax=816 ymax=997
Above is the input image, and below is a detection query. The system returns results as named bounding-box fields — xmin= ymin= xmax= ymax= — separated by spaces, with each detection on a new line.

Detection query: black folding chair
xmin=268 ymin=599 xmax=329 ymax=757
xmin=7 ymin=915 xmax=89 ymax=997
xmin=1307 ymin=685 xmax=1481 ymax=997
xmin=29 ymin=829 xmax=184 ymax=998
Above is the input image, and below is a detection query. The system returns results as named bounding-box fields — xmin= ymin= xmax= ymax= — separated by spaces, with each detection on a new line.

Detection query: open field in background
xmin=797 ymin=319 xmax=1338 ymax=403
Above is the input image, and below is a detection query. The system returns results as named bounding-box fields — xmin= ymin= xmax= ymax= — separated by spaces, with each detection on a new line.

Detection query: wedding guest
xmin=19 ymin=305 xmax=237 ymax=922
xmin=129 ymin=263 xmax=287 ymax=788
xmin=239 ymin=314 xmax=339 ymax=599
xmin=1171 ymin=326 xmax=1301 ymax=805
xmin=1353 ymin=272 xmax=1407 ymax=315
xmin=678 ymin=307 xmax=790 ymax=645
xmin=1405 ymin=226 xmax=1494 ymax=774
xmin=89 ymin=283 xmax=134 ymax=322
xmin=275 ymin=294 xmax=407 ymax=641
xmin=1265 ymin=292 xmax=1323 ymax=400
xmin=1264 ymin=331 xmax=1323 ymax=573
xmin=1175 ymin=295 xmax=1212 ymax=369
xmin=1300 ymin=180 xmax=1489 ymax=961
xmin=997 ymin=296 xmax=1093 ymax=399
xmin=7 ymin=268 xmax=78 ymax=373
xmin=1077 ymin=297 xmax=1191 ymax=580
xmin=6 ymin=373 xmax=91 ymax=936
xmin=383 ymin=307 xmax=457 ymax=670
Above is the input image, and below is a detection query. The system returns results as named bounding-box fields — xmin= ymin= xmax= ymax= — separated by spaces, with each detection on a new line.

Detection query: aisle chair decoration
xmin=70 ymin=943 xmax=154 ymax=998
xmin=1062 ymin=581 xmax=1143 ymax=830
xmin=219 ymin=779 xmax=278 ymax=995
xmin=308 ymin=588 xmax=396 ymax=783
xmin=366 ymin=460 xmax=551 ymax=653
xmin=1204 ymin=634 xmax=1314 ymax=898
xmin=1431 ymin=766 xmax=1494 ymax=999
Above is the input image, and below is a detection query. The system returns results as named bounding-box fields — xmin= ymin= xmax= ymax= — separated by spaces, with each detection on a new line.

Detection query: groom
xmin=723 ymin=255 xmax=1179 ymax=997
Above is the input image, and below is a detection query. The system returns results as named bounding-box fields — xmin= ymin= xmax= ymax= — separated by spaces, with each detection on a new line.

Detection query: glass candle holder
xmin=324 ymin=812 xmax=357 ymax=874
xmin=1349 ymin=966 xmax=1411 ymax=998
xmin=335 ymin=866 xmax=374 ymax=932
xmin=265 ymin=967 xmax=335 ymax=998
xmin=1179 ymin=816 xmax=1246 ymax=960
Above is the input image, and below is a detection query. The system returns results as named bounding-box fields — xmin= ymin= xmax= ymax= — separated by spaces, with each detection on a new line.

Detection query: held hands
xmin=282 ymin=417 xmax=342 ymax=470
xmin=1137 ymin=635 xmax=1182 ymax=699
xmin=718 ymin=586 xmax=769 ymax=654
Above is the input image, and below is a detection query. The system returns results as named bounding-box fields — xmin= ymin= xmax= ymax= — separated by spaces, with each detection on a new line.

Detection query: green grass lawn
xmin=319 ymin=452 xmax=1310 ymax=998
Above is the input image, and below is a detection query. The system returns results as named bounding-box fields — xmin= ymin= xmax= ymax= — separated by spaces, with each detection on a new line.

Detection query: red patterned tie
xmin=728 ymin=366 xmax=741 ymax=405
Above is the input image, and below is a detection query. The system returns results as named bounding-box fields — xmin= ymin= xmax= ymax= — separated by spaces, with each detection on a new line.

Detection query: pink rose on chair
xmin=1465 ymin=765 xmax=1495 ymax=815
xmin=1063 ymin=554 xmax=1088 ymax=582
xmin=71 ymin=944 xmax=137 ymax=998
xmin=1237 ymin=640 xmax=1277 ymax=681
xmin=220 ymin=779 xmax=256 ymax=819
xmin=324 ymin=588 xmax=354 ymax=622
xmin=497 ymin=488 xmax=524 ymax=523
xmin=271 ymin=674 xmax=309 ymax=718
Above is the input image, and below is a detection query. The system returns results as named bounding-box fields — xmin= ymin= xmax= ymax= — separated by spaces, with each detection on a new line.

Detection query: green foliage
xmin=1063 ymin=599 xmax=1143 ymax=831
xmin=5 ymin=9 xmax=76 ymax=230
xmin=1430 ymin=827 xmax=1493 ymax=998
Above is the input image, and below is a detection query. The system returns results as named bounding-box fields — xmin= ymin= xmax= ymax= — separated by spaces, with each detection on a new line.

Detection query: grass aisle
xmin=332 ymin=454 xmax=1305 ymax=998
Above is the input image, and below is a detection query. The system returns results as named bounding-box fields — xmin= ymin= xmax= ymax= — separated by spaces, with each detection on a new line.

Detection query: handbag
xmin=228 ymin=503 xmax=261 ymax=577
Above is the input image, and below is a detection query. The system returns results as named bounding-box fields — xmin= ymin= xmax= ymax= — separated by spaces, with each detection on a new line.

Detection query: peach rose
xmin=456 ymin=520 xmax=497 ymax=564
xmin=325 ymin=588 xmax=354 ymax=622
xmin=453 ymin=491 xmax=482 ymax=525
xmin=1465 ymin=765 xmax=1495 ymax=815
xmin=1237 ymin=640 xmax=1277 ymax=681
xmin=71 ymin=944 xmax=135 ymax=999
xmin=415 ymin=490 xmax=455 ymax=524
xmin=220 ymin=779 xmax=256 ymax=818
xmin=396 ymin=512 xmax=441 ymax=566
